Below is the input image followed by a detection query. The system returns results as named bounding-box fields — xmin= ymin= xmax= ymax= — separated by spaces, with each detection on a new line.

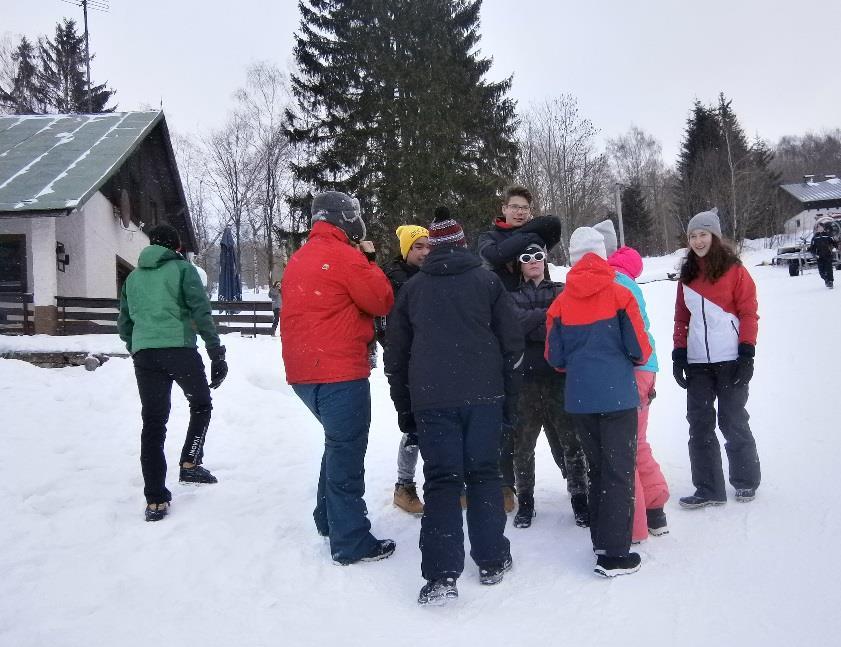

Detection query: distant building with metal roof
xmin=780 ymin=175 xmax=841 ymax=207
xmin=0 ymin=111 xmax=195 ymax=334
xmin=780 ymin=175 xmax=841 ymax=237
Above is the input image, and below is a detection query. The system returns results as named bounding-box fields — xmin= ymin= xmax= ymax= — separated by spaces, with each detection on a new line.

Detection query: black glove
xmin=732 ymin=343 xmax=755 ymax=386
xmin=404 ymin=432 xmax=419 ymax=447
xmin=207 ymin=345 xmax=228 ymax=389
xmin=672 ymin=348 xmax=688 ymax=389
xmin=397 ymin=411 xmax=416 ymax=436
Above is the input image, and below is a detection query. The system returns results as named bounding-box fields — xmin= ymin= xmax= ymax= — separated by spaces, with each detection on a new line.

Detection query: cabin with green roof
xmin=0 ymin=111 xmax=193 ymax=333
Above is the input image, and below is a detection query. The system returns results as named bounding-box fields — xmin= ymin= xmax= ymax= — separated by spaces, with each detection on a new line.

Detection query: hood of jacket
xmin=420 ymin=246 xmax=482 ymax=276
xmin=608 ymin=246 xmax=643 ymax=279
xmin=308 ymin=219 xmax=351 ymax=244
xmin=137 ymin=244 xmax=183 ymax=269
xmin=564 ymin=253 xmax=616 ymax=298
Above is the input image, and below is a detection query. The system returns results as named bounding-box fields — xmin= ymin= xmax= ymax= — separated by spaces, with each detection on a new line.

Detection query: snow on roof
xmin=780 ymin=176 xmax=841 ymax=204
xmin=0 ymin=111 xmax=162 ymax=214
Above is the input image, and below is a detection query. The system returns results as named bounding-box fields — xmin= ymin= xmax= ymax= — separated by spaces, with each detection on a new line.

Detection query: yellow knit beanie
xmin=396 ymin=225 xmax=430 ymax=259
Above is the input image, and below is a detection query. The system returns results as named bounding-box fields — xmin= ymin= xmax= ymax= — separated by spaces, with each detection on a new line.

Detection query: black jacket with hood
xmin=383 ymin=246 xmax=524 ymax=415
xmin=477 ymin=215 xmax=562 ymax=291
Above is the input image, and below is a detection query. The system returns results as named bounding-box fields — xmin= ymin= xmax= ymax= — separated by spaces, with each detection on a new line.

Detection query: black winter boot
xmin=513 ymin=492 xmax=535 ymax=528
xmin=646 ymin=507 xmax=669 ymax=536
xmin=179 ymin=464 xmax=218 ymax=484
xmin=418 ymin=577 xmax=458 ymax=605
xmin=571 ymin=493 xmax=590 ymax=528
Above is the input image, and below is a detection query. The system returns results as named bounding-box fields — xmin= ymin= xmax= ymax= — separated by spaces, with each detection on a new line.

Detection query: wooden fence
xmin=54 ymin=297 xmax=274 ymax=336
xmin=0 ymin=292 xmax=34 ymax=335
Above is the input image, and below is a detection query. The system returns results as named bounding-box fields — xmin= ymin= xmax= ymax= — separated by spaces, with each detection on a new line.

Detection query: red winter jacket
xmin=281 ymin=221 xmax=394 ymax=384
xmin=673 ymin=261 xmax=758 ymax=364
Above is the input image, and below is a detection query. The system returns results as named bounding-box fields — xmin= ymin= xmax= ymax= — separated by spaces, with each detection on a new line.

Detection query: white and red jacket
xmin=673 ymin=262 xmax=758 ymax=364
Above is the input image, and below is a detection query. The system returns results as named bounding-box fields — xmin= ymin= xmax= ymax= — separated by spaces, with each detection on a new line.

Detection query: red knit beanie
xmin=428 ymin=206 xmax=467 ymax=248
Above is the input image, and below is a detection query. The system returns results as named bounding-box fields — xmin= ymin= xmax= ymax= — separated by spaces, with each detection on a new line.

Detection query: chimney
xmin=803 ymin=174 xmax=815 ymax=183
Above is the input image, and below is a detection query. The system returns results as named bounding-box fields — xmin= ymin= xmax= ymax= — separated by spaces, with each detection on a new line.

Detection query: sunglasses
xmin=519 ymin=251 xmax=546 ymax=263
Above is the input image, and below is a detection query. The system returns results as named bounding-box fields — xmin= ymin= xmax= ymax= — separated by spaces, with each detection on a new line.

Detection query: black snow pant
xmin=513 ymin=376 xmax=588 ymax=498
xmin=686 ymin=362 xmax=761 ymax=501
xmin=816 ymin=255 xmax=834 ymax=285
xmin=573 ymin=408 xmax=637 ymax=558
xmin=270 ymin=307 xmax=280 ymax=335
xmin=416 ymin=403 xmax=511 ymax=581
xmin=133 ymin=348 xmax=213 ymax=504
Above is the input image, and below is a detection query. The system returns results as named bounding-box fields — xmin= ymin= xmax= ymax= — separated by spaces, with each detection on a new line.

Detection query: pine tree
xmin=286 ymin=0 xmax=517 ymax=253
xmin=675 ymin=95 xmax=777 ymax=241
xmin=38 ymin=18 xmax=115 ymax=114
xmin=621 ymin=183 xmax=655 ymax=254
xmin=0 ymin=36 xmax=43 ymax=114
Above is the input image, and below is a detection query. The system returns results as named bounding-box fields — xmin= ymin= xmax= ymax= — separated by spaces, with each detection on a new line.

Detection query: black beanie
xmin=148 ymin=224 xmax=181 ymax=251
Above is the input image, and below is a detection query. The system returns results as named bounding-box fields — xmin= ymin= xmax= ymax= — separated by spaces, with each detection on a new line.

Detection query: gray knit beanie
xmin=686 ymin=208 xmax=722 ymax=239
xmin=569 ymin=227 xmax=607 ymax=265
xmin=593 ymin=219 xmax=618 ymax=256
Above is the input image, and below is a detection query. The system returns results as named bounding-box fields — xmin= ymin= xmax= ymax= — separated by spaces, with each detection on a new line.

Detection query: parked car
xmin=775 ymin=217 xmax=841 ymax=276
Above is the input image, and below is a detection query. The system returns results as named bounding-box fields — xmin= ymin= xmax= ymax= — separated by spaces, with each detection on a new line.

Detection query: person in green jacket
xmin=118 ymin=224 xmax=228 ymax=522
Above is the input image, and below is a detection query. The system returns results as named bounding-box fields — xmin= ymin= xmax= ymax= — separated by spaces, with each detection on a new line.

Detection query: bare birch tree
xmin=204 ymin=111 xmax=262 ymax=278
xmin=235 ymin=61 xmax=294 ymax=284
xmin=517 ymin=96 xmax=610 ymax=262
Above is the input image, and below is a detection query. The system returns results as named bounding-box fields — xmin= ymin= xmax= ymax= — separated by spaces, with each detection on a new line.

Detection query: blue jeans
xmin=293 ymin=379 xmax=378 ymax=562
xmin=416 ymin=403 xmax=510 ymax=581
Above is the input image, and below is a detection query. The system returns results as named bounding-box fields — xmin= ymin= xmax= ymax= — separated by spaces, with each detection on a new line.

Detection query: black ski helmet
xmin=311 ymin=191 xmax=366 ymax=243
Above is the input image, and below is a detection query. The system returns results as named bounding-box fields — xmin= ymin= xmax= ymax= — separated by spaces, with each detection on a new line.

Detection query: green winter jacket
xmin=118 ymin=245 xmax=220 ymax=354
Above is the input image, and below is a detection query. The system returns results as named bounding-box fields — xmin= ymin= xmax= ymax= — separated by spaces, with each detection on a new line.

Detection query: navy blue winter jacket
xmin=383 ymin=246 xmax=524 ymax=413
xmin=510 ymin=277 xmax=564 ymax=380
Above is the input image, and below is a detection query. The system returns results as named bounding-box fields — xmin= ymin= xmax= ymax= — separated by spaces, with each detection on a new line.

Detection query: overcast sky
xmin=5 ymin=0 xmax=840 ymax=164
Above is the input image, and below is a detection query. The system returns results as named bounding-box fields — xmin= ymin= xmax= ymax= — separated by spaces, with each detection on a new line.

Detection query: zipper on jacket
xmin=701 ymin=297 xmax=711 ymax=362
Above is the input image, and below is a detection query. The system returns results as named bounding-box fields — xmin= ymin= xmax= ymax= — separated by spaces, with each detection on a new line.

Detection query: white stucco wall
xmin=55 ymin=192 xmax=149 ymax=298
xmin=784 ymin=209 xmax=841 ymax=237
xmin=0 ymin=191 xmax=150 ymax=303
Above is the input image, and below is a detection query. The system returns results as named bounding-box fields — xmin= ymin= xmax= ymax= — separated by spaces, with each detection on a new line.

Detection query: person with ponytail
xmin=673 ymin=208 xmax=761 ymax=508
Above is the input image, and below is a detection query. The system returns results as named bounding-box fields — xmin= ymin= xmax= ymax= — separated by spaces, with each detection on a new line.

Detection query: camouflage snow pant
xmin=513 ymin=376 xmax=588 ymax=498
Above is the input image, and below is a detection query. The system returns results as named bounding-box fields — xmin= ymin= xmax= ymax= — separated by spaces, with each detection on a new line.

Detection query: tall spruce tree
xmin=38 ymin=18 xmax=115 ymax=114
xmin=286 ymin=0 xmax=518 ymax=253
xmin=621 ymin=183 xmax=655 ymax=255
xmin=0 ymin=36 xmax=43 ymax=114
xmin=675 ymin=95 xmax=777 ymax=241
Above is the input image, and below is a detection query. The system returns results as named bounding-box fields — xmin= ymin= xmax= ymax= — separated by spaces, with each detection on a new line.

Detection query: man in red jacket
xmin=281 ymin=191 xmax=395 ymax=565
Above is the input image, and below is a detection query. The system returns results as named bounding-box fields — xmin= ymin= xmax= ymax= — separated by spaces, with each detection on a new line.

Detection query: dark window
xmin=116 ymin=256 xmax=133 ymax=295
xmin=0 ymin=235 xmax=26 ymax=293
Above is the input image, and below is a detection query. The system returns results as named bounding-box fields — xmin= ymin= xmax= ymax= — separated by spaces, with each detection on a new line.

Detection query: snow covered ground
xmin=1 ymin=245 xmax=838 ymax=646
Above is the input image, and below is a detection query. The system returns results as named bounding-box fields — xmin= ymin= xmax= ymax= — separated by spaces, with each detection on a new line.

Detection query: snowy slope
xmin=0 ymin=249 xmax=838 ymax=647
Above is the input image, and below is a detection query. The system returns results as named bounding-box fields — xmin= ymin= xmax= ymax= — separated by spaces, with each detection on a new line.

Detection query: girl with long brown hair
xmin=672 ymin=209 xmax=761 ymax=508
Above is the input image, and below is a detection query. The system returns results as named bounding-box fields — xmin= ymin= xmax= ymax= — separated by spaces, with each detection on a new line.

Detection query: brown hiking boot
xmin=394 ymin=483 xmax=424 ymax=515
xmin=503 ymin=486 xmax=516 ymax=513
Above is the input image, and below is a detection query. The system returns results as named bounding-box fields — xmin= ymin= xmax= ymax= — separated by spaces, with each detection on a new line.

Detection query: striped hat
xmin=428 ymin=206 xmax=467 ymax=248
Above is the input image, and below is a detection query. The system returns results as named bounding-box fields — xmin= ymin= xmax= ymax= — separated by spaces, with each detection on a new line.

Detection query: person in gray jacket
xmin=269 ymin=280 xmax=282 ymax=336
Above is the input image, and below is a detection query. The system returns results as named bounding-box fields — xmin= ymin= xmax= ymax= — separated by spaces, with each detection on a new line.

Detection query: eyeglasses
xmin=506 ymin=204 xmax=531 ymax=213
xmin=519 ymin=251 xmax=546 ymax=263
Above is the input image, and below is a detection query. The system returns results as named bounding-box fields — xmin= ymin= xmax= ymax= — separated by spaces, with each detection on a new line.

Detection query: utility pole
xmin=82 ymin=0 xmax=91 ymax=112
xmin=61 ymin=0 xmax=109 ymax=112
xmin=614 ymin=182 xmax=625 ymax=247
